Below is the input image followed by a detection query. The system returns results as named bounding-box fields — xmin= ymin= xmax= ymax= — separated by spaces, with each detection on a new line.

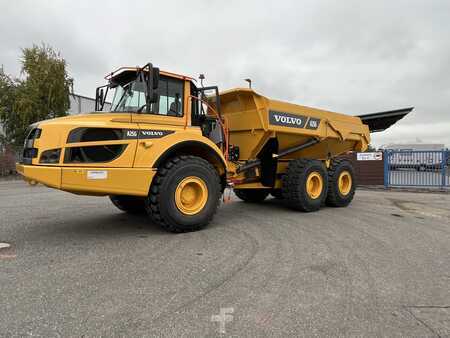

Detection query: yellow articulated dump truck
xmin=16 ymin=62 xmax=412 ymax=232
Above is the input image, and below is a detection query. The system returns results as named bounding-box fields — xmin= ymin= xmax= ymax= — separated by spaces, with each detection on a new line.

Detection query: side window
xmin=156 ymin=77 xmax=184 ymax=117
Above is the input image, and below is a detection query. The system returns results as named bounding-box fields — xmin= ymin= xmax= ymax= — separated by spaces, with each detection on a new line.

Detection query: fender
xmin=133 ymin=130 xmax=227 ymax=173
xmin=154 ymin=140 xmax=227 ymax=173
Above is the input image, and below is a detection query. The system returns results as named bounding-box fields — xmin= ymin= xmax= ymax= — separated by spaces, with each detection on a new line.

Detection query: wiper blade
xmin=112 ymin=90 xmax=128 ymax=111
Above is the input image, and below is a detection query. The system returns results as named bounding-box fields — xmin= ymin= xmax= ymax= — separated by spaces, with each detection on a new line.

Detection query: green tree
xmin=0 ymin=68 xmax=19 ymax=147
xmin=0 ymin=44 xmax=73 ymax=146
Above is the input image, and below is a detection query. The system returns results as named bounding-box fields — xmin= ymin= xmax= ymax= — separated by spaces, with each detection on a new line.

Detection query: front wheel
xmin=146 ymin=156 xmax=221 ymax=233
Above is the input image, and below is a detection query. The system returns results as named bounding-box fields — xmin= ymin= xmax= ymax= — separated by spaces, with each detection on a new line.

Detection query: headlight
xmin=39 ymin=148 xmax=61 ymax=164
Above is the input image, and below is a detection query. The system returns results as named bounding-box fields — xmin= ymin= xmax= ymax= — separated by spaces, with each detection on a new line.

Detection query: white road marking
xmin=0 ymin=243 xmax=11 ymax=249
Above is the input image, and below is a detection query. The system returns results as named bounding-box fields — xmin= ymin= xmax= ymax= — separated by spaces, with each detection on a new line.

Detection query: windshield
xmin=110 ymin=80 xmax=146 ymax=112
xmin=108 ymin=74 xmax=185 ymax=116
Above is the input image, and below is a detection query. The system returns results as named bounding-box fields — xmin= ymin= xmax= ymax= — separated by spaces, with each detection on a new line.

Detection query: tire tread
xmin=146 ymin=155 xmax=221 ymax=233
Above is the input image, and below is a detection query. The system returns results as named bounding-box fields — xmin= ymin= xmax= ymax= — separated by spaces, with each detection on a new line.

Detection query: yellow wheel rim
xmin=338 ymin=170 xmax=352 ymax=196
xmin=175 ymin=176 xmax=208 ymax=215
xmin=306 ymin=171 xmax=324 ymax=199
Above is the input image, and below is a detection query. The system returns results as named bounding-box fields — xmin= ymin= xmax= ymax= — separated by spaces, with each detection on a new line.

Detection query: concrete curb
xmin=357 ymin=185 xmax=450 ymax=194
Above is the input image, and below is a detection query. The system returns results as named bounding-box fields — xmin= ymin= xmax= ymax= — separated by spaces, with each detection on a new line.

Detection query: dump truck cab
xmin=16 ymin=61 xmax=411 ymax=233
xmin=17 ymin=65 xmax=227 ymax=186
xmin=17 ymin=63 xmax=229 ymax=232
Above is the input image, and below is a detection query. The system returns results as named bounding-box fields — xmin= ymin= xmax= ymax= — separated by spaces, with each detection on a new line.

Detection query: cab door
xmin=132 ymin=76 xmax=190 ymax=168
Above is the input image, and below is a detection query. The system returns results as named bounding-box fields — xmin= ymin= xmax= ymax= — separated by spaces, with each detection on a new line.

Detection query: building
xmin=381 ymin=143 xmax=448 ymax=171
xmin=381 ymin=143 xmax=446 ymax=151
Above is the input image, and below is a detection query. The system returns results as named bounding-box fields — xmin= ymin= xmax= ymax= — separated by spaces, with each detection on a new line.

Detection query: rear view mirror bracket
xmin=141 ymin=62 xmax=160 ymax=113
xmin=95 ymin=85 xmax=109 ymax=111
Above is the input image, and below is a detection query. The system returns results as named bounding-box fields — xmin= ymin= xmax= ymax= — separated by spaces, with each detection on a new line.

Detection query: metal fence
xmin=384 ymin=150 xmax=449 ymax=187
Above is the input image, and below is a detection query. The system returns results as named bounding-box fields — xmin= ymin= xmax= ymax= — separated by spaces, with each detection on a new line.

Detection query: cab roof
xmin=105 ymin=66 xmax=194 ymax=82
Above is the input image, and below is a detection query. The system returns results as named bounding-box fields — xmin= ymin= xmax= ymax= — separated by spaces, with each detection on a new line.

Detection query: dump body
xmin=219 ymin=88 xmax=370 ymax=162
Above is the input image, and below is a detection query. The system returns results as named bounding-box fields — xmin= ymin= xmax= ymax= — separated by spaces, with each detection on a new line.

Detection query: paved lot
xmin=0 ymin=180 xmax=449 ymax=337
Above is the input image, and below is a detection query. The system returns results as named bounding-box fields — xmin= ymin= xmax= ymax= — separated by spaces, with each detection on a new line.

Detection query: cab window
xmin=156 ymin=77 xmax=184 ymax=117
xmin=110 ymin=75 xmax=184 ymax=116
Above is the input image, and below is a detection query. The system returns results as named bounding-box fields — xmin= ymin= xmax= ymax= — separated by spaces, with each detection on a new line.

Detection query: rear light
xmin=40 ymin=148 xmax=61 ymax=164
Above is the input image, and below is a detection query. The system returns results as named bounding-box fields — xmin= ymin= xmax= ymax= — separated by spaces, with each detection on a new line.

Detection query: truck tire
xmin=326 ymin=159 xmax=355 ymax=207
xmin=234 ymin=189 xmax=269 ymax=202
xmin=282 ymin=159 xmax=328 ymax=212
xmin=146 ymin=155 xmax=221 ymax=233
xmin=110 ymin=195 xmax=146 ymax=214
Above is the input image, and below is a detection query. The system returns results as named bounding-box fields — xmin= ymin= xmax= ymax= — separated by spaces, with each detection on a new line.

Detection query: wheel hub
xmin=338 ymin=170 xmax=352 ymax=195
xmin=175 ymin=176 xmax=208 ymax=215
xmin=306 ymin=171 xmax=323 ymax=199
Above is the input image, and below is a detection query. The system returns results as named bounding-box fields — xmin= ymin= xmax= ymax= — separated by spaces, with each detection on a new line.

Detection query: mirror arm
xmin=145 ymin=63 xmax=154 ymax=113
xmin=95 ymin=87 xmax=100 ymax=111
xmin=100 ymin=86 xmax=109 ymax=111
xmin=95 ymin=84 xmax=109 ymax=111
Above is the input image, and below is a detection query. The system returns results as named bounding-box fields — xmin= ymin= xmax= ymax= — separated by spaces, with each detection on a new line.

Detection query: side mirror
xmin=146 ymin=64 xmax=159 ymax=104
xmin=152 ymin=67 xmax=160 ymax=90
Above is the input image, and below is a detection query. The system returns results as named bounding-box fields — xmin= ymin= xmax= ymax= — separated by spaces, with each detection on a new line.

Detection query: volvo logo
xmin=273 ymin=114 xmax=304 ymax=126
xmin=124 ymin=129 xmax=174 ymax=139
xmin=269 ymin=110 xmax=307 ymax=128
xmin=141 ymin=130 xmax=164 ymax=137
xmin=269 ymin=110 xmax=320 ymax=130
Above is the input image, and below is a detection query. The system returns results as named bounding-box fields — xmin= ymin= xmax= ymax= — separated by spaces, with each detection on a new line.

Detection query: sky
xmin=1 ymin=0 xmax=449 ymax=148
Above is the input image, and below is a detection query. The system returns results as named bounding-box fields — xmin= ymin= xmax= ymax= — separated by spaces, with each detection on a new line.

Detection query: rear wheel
xmin=282 ymin=159 xmax=328 ymax=212
xmin=146 ymin=156 xmax=221 ymax=233
xmin=234 ymin=188 xmax=269 ymax=202
xmin=326 ymin=159 xmax=355 ymax=207
xmin=110 ymin=195 xmax=146 ymax=214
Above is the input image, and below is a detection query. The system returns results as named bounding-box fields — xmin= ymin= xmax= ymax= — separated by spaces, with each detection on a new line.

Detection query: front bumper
xmin=16 ymin=163 xmax=155 ymax=197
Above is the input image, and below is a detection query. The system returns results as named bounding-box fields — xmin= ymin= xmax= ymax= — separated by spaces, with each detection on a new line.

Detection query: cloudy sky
xmin=1 ymin=0 xmax=449 ymax=147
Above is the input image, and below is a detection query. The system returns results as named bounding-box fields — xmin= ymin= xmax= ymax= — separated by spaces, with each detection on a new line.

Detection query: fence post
xmin=442 ymin=150 xmax=446 ymax=188
xmin=383 ymin=150 xmax=389 ymax=188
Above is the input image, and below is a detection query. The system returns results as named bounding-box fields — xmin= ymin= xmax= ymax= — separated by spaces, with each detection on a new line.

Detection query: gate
xmin=384 ymin=150 xmax=449 ymax=187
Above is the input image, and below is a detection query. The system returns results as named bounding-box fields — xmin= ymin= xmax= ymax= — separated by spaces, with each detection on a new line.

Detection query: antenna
xmin=244 ymin=78 xmax=252 ymax=88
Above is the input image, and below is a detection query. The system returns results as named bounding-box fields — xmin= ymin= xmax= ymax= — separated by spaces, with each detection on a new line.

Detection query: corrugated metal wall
xmin=341 ymin=152 xmax=385 ymax=186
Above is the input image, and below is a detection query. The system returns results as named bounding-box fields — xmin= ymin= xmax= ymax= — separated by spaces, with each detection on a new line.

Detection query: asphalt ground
xmin=0 ymin=180 xmax=449 ymax=337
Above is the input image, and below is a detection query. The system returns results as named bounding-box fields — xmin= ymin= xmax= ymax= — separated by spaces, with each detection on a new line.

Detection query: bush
xmin=0 ymin=144 xmax=20 ymax=176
